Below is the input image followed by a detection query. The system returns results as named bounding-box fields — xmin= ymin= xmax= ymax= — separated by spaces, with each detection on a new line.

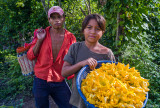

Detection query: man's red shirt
xmin=27 ymin=26 xmax=76 ymax=82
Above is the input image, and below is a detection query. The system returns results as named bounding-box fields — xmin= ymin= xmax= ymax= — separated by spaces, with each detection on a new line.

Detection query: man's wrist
xmin=37 ymin=39 xmax=43 ymax=44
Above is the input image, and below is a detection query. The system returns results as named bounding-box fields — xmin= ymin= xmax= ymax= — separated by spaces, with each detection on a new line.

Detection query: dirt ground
xmin=0 ymin=95 xmax=58 ymax=108
xmin=22 ymin=96 xmax=58 ymax=108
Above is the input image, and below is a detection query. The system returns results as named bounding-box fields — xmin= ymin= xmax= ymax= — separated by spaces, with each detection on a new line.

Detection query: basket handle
xmin=16 ymin=44 xmax=31 ymax=53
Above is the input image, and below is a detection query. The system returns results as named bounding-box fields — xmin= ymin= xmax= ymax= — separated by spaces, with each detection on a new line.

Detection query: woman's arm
xmin=62 ymin=58 xmax=97 ymax=78
xmin=62 ymin=61 xmax=83 ymax=78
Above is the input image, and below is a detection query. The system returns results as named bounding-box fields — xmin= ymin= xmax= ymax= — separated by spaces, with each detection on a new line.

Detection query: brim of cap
xmin=49 ymin=11 xmax=63 ymax=17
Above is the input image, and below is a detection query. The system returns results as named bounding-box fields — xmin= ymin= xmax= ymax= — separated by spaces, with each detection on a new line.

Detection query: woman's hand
xmin=81 ymin=58 xmax=97 ymax=70
xmin=37 ymin=27 xmax=46 ymax=42
xmin=62 ymin=58 xmax=97 ymax=78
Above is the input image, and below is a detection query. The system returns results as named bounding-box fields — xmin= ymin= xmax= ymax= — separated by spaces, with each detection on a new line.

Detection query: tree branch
xmin=116 ymin=12 xmax=120 ymax=47
xmin=41 ymin=0 xmax=48 ymax=16
xmin=58 ymin=0 xmax=62 ymax=7
xmin=84 ymin=0 xmax=90 ymax=15
xmin=87 ymin=0 xmax=91 ymax=14
xmin=80 ymin=7 xmax=86 ymax=16
xmin=47 ymin=0 xmax=50 ymax=11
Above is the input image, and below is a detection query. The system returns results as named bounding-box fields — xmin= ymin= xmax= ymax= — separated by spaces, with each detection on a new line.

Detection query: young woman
xmin=61 ymin=14 xmax=116 ymax=108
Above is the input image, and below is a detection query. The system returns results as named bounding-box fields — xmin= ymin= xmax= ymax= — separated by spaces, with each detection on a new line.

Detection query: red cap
xmin=48 ymin=6 xmax=64 ymax=18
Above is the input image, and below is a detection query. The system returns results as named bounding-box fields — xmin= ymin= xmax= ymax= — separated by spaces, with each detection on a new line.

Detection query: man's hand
xmin=37 ymin=27 xmax=46 ymax=42
xmin=81 ymin=58 xmax=97 ymax=70
xmin=32 ymin=27 xmax=46 ymax=56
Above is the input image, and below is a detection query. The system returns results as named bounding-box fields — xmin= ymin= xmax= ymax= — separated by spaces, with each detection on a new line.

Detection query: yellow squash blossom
xmin=81 ymin=62 xmax=149 ymax=108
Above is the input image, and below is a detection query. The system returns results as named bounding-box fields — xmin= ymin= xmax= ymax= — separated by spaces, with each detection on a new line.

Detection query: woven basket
xmin=16 ymin=45 xmax=36 ymax=76
xmin=76 ymin=60 xmax=148 ymax=108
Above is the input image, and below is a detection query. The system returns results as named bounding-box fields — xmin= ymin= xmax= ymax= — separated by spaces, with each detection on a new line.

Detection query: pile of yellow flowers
xmin=81 ymin=62 xmax=149 ymax=108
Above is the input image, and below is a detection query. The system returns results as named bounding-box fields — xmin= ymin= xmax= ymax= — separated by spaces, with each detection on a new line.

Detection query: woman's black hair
xmin=81 ymin=14 xmax=106 ymax=33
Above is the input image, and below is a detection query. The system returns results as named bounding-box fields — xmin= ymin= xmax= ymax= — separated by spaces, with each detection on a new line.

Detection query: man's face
xmin=49 ymin=13 xmax=64 ymax=29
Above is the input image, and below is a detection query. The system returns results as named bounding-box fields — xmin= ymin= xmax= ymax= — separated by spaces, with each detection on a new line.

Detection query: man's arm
xmin=33 ymin=40 xmax=43 ymax=56
xmin=33 ymin=28 xmax=46 ymax=56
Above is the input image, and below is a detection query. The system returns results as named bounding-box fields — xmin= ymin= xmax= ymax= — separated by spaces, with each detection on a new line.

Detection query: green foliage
xmin=0 ymin=105 xmax=14 ymax=108
xmin=0 ymin=50 xmax=33 ymax=106
xmin=62 ymin=0 xmax=84 ymax=40
xmin=121 ymin=33 xmax=160 ymax=106
xmin=0 ymin=0 xmax=48 ymax=50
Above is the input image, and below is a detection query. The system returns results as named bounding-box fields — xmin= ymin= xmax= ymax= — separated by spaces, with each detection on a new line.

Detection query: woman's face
xmin=83 ymin=19 xmax=103 ymax=43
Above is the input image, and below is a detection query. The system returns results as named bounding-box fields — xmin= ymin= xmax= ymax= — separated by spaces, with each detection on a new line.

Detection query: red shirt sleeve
xmin=27 ymin=29 xmax=38 ymax=60
xmin=27 ymin=38 xmax=38 ymax=60
xmin=71 ymin=34 xmax=76 ymax=44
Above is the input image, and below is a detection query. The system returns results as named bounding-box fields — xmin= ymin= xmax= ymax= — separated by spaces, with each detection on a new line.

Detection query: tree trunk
xmin=41 ymin=0 xmax=49 ymax=16
xmin=58 ymin=0 xmax=62 ymax=7
xmin=84 ymin=0 xmax=91 ymax=15
xmin=87 ymin=0 xmax=91 ymax=14
xmin=115 ymin=11 xmax=124 ymax=61
xmin=116 ymin=12 xmax=123 ymax=47
xmin=116 ymin=13 xmax=120 ymax=47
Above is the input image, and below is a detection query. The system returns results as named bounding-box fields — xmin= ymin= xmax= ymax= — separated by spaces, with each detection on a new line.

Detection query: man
xmin=27 ymin=6 xmax=76 ymax=108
